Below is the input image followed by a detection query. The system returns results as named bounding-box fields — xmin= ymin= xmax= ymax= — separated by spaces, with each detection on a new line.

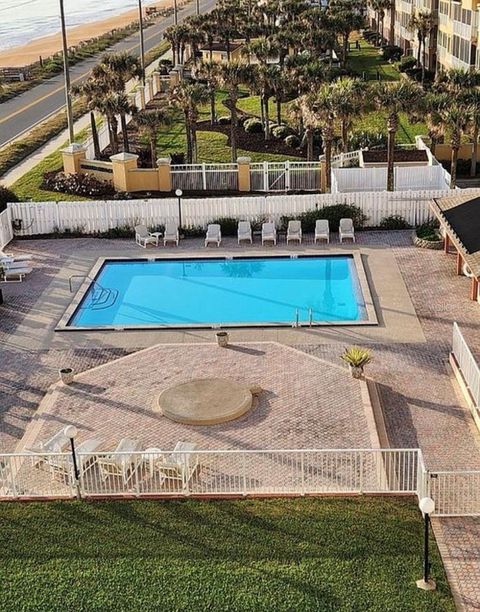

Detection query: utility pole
xmin=174 ymin=0 xmax=178 ymax=25
xmin=196 ymin=0 xmax=200 ymax=15
xmin=138 ymin=0 xmax=146 ymax=85
xmin=59 ymin=0 xmax=74 ymax=144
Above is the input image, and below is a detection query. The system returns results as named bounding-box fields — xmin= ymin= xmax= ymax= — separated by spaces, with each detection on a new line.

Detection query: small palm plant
xmin=340 ymin=346 xmax=372 ymax=378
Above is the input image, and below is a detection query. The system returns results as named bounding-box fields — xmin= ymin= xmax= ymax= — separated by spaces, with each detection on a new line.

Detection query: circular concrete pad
xmin=158 ymin=378 xmax=254 ymax=425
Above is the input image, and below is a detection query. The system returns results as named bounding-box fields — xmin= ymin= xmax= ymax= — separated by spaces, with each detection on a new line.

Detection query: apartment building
xmin=366 ymin=0 xmax=479 ymax=72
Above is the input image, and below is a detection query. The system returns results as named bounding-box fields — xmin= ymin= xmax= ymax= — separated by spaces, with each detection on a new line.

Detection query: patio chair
xmin=315 ymin=220 xmax=330 ymax=244
xmin=205 ymin=224 xmax=222 ymax=247
xmin=339 ymin=218 xmax=355 ymax=243
xmin=97 ymin=438 xmax=142 ymax=484
xmin=0 ymin=264 xmax=32 ymax=282
xmin=286 ymin=220 xmax=302 ymax=244
xmin=135 ymin=225 xmax=159 ymax=248
xmin=25 ymin=428 xmax=70 ymax=468
xmin=238 ymin=221 xmax=253 ymax=244
xmin=47 ymin=437 xmax=104 ymax=481
xmin=156 ymin=442 xmax=198 ymax=485
xmin=164 ymin=222 xmax=179 ymax=246
xmin=261 ymin=222 xmax=277 ymax=246
xmin=0 ymin=250 xmax=32 ymax=262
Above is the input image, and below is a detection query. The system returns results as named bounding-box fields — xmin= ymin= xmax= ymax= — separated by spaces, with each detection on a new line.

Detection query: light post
xmin=196 ymin=0 xmax=200 ymax=15
xmin=417 ymin=497 xmax=436 ymax=591
xmin=176 ymin=188 xmax=183 ymax=237
xmin=138 ymin=0 xmax=146 ymax=86
xmin=64 ymin=425 xmax=80 ymax=498
xmin=59 ymin=0 xmax=74 ymax=144
xmin=174 ymin=0 xmax=178 ymax=25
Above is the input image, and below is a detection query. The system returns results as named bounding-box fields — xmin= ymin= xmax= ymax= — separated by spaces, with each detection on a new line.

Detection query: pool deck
xmin=2 ymin=230 xmax=480 ymax=610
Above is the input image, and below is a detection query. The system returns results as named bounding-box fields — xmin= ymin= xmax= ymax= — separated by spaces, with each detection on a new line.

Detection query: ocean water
xmin=0 ymin=0 xmax=148 ymax=51
xmin=68 ymin=256 xmax=367 ymax=328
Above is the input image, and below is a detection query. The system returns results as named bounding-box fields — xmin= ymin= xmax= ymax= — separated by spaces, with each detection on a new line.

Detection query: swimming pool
xmin=63 ymin=255 xmax=375 ymax=329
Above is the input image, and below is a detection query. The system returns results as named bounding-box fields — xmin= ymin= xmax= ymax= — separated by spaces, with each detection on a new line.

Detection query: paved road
xmin=0 ymin=0 xmax=216 ymax=148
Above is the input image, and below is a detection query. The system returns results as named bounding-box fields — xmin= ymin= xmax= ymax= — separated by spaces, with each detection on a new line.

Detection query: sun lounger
xmin=0 ymin=251 xmax=32 ymax=262
xmin=156 ymin=442 xmax=198 ymax=485
xmin=238 ymin=221 xmax=252 ymax=244
xmin=25 ymin=428 xmax=70 ymax=467
xmin=315 ymin=219 xmax=330 ymax=244
xmin=135 ymin=225 xmax=159 ymax=248
xmin=164 ymin=222 xmax=179 ymax=246
xmin=287 ymin=220 xmax=302 ymax=244
xmin=98 ymin=438 xmax=142 ymax=484
xmin=261 ymin=222 xmax=277 ymax=246
xmin=47 ymin=437 xmax=104 ymax=480
xmin=205 ymin=224 xmax=221 ymax=247
xmin=339 ymin=218 xmax=355 ymax=243
xmin=0 ymin=264 xmax=32 ymax=282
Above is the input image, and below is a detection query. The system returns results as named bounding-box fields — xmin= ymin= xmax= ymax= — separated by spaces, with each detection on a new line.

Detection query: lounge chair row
xmin=27 ymin=430 xmax=198 ymax=488
xmin=135 ymin=219 xmax=356 ymax=249
xmin=0 ymin=250 xmax=33 ymax=282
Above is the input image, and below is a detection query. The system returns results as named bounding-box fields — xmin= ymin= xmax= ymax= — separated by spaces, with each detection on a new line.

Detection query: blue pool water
xmin=68 ymin=256 xmax=367 ymax=328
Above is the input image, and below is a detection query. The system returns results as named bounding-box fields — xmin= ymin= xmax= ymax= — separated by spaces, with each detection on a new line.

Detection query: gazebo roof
xmin=431 ymin=192 xmax=480 ymax=278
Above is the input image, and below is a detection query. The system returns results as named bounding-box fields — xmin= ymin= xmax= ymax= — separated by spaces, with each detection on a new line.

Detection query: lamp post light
xmin=59 ymin=0 xmax=74 ymax=144
xmin=138 ymin=0 xmax=146 ymax=86
xmin=196 ymin=0 xmax=200 ymax=15
xmin=417 ymin=496 xmax=436 ymax=591
xmin=176 ymin=188 xmax=183 ymax=237
xmin=63 ymin=425 xmax=80 ymax=497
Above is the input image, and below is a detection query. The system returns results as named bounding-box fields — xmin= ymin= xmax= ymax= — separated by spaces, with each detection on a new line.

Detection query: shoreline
xmin=0 ymin=0 xmax=170 ymax=68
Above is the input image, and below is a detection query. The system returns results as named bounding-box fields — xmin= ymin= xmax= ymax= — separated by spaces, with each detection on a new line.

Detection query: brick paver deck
xmin=1 ymin=230 xmax=480 ymax=608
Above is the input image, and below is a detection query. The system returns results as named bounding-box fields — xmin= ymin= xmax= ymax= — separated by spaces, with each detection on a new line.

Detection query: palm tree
xmin=196 ymin=61 xmax=220 ymax=125
xmin=374 ymin=81 xmax=424 ymax=191
xmin=370 ymin=0 xmax=391 ymax=42
xmin=424 ymin=92 xmax=448 ymax=156
xmin=462 ymin=89 xmax=480 ymax=176
xmin=98 ymin=92 xmax=137 ymax=154
xmin=439 ymin=104 xmax=471 ymax=188
xmin=313 ymin=84 xmax=337 ymax=192
xmin=170 ymin=82 xmax=209 ymax=163
xmin=328 ymin=0 xmax=366 ymax=66
xmin=94 ymin=52 xmax=143 ymax=92
xmin=71 ymin=77 xmax=108 ymax=159
xmin=408 ymin=10 xmax=435 ymax=85
xmin=293 ymin=94 xmax=317 ymax=161
xmin=135 ymin=109 xmax=172 ymax=168
xmin=217 ymin=62 xmax=253 ymax=161
xmin=329 ymin=78 xmax=368 ymax=152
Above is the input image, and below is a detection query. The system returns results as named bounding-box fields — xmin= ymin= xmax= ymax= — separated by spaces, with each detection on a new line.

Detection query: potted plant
xmin=59 ymin=367 xmax=75 ymax=385
xmin=340 ymin=346 xmax=372 ymax=379
xmin=216 ymin=331 xmax=229 ymax=347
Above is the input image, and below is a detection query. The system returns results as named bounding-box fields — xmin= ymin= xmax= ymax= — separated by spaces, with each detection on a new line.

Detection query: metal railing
xmin=427 ymin=471 xmax=480 ymax=516
xmin=452 ymin=322 xmax=480 ymax=409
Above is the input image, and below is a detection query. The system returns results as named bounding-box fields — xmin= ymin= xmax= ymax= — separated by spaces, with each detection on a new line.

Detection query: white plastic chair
xmin=261 ymin=222 xmax=277 ymax=245
xmin=135 ymin=225 xmax=158 ymax=248
xmin=164 ymin=222 xmax=179 ymax=246
xmin=205 ymin=224 xmax=222 ymax=247
xmin=238 ymin=221 xmax=252 ymax=244
xmin=339 ymin=218 xmax=355 ymax=243
xmin=315 ymin=220 xmax=330 ymax=244
xmin=287 ymin=220 xmax=302 ymax=244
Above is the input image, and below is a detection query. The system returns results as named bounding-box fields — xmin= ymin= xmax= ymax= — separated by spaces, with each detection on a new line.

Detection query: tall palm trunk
xmin=184 ymin=111 xmax=193 ymax=163
xmin=323 ymin=125 xmax=334 ymax=192
xmin=210 ymin=89 xmax=216 ymax=125
xmin=450 ymin=130 xmax=460 ymax=189
xmin=90 ymin=111 xmax=101 ymax=159
xmin=341 ymin=120 xmax=348 ymax=153
xmin=389 ymin=4 xmax=395 ymax=45
xmin=191 ymin=120 xmax=198 ymax=163
xmin=149 ymin=134 xmax=157 ymax=168
xmin=417 ymin=35 xmax=421 ymax=67
xmin=120 ymin=113 xmax=129 ymax=153
xmin=264 ymin=96 xmax=270 ymax=140
xmin=421 ymin=37 xmax=426 ymax=85
xmin=227 ymin=93 xmax=239 ymax=161
xmin=471 ymin=125 xmax=479 ymax=177
xmin=386 ymin=114 xmax=397 ymax=191
xmin=110 ymin=116 xmax=119 ymax=154
xmin=276 ymin=98 xmax=282 ymax=125
xmin=306 ymin=127 xmax=314 ymax=161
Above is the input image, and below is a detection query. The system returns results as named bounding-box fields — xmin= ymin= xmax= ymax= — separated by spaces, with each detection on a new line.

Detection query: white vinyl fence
xmin=8 ymin=188 xmax=467 ymax=237
xmin=452 ymin=322 xmax=480 ymax=414
xmin=426 ymin=471 xmax=480 ymax=516
xmin=332 ymin=165 xmax=449 ymax=193
xmin=0 ymin=208 xmax=13 ymax=250
xmin=0 ymin=448 xmax=421 ymax=500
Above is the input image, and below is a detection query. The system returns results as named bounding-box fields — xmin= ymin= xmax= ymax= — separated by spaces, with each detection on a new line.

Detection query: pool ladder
xmin=292 ymin=308 xmax=313 ymax=328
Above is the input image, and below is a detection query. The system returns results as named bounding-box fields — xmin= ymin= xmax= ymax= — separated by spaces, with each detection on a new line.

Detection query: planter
xmin=59 ymin=367 xmax=75 ymax=385
xmin=216 ymin=331 xmax=229 ymax=348
xmin=349 ymin=365 xmax=364 ymax=379
xmin=412 ymin=231 xmax=443 ymax=250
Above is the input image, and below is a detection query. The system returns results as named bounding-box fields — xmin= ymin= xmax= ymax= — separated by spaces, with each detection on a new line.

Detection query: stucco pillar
xmin=62 ymin=143 xmax=86 ymax=174
xmin=110 ymin=152 xmax=139 ymax=192
xmin=146 ymin=77 xmax=154 ymax=101
xmin=157 ymin=157 xmax=172 ymax=192
xmin=136 ymin=86 xmax=145 ymax=110
xmin=152 ymin=71 xmax=161 ymax=94
xmin=237 ymin=157 xmax=251 ymax=192
xmin=169 ymin=69 xmax=180 ymax=88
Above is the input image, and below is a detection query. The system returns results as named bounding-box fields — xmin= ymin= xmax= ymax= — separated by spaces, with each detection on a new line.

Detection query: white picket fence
xmin=250 ymin=161 xmax=321 ymax=192
xmin=8 ymin=188 xmax=465 ymax=237
xmin=452 ymin=322 xmax=480 ymax=413
xmin=0 ymin=208 xmax=13 ymax=250
xmin=172 ymin=163 xmax=239 ymax=191
xmin=0 ymin=448 xmax=422 ymax=500
xmin=332 ymin=165 xmax=449 ymax=193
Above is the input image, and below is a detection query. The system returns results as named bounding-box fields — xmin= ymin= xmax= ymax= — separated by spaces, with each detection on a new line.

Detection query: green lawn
xmin=348 ymin=40 xmax=401 ymax=82
xmin=0 ymin=497 xmax=454 ymax=612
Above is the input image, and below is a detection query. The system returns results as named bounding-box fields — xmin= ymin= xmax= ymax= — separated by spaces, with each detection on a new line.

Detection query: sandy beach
xmin=0 ymin=0 xmax=171 ymax=68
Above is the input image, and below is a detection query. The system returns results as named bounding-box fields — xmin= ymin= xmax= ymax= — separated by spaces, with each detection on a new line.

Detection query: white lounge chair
xmin=287 ymin=220 xmax=302 ymax=244
xmin=262 ymin=222 xmax=277 ymax=245
xmin=47 ymin=437 xmax=104 ymax=480
xmin=315 ymin=219 xmax=330 ymax=244
xmin=238 ymin=221 xmax=253 ymax=244
xmin=0 ymin=263 xmax=32 ymax=282
xmin=0 ymin=251 xmax=32 ymax=262
xmin=157 ymin=441 xmax=198 ymax=486
xmin=164 ymin=222 xmax=179 ymax=246
xmin=26 ymin=428 xmax=70 ymax=467
xmin=135 ymin=225 xmax=158 ymax=248
xmin=339 ymin=218 xmax=355 ymax=243
xmin=205 ymin=224 xmax=221 ymax=247
xmin=98 ymin=438 xmax=142 ymax=484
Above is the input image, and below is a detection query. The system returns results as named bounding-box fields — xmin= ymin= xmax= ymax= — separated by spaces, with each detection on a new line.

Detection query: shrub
xmin=405 ymin=67 xmax=435 ymax=83
xmin=42 ymin=172 xmax=115 ymax=198
xmin=398 ymin=56 xmax=417 ymax=72
xmin=272 ymin=125 xmax=291 ymax=140
xmin=284 ymin=134 xmax=300 ymax=148
xmin=218 ymin=116 xmax=231 ymax=125
xmin=379 ymin=215 xmax=411 ymax=230
xmin=170 ymin=152 xmax=185 ymax=165
xmin=381 ymin=45 xmax=403 ymax=62
xmin=0 ymin=186 xmax=18 ymax=212
xmin=211 ymin=217 xmax=238 ymax=236
xmin=281 ymin=204 xmax=367 ymax=233
xmin=182 ymin=225 xmax=205 ymax=238
xmin=416 ymin=221 xmax=440 ymax=241
xmin=348 ymin=130 xmax=387 ymax=151
xmin=340 ymin=346 xmax=372 ymax=368
xmin=244 ymin=118 xmax=264 ymax=133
